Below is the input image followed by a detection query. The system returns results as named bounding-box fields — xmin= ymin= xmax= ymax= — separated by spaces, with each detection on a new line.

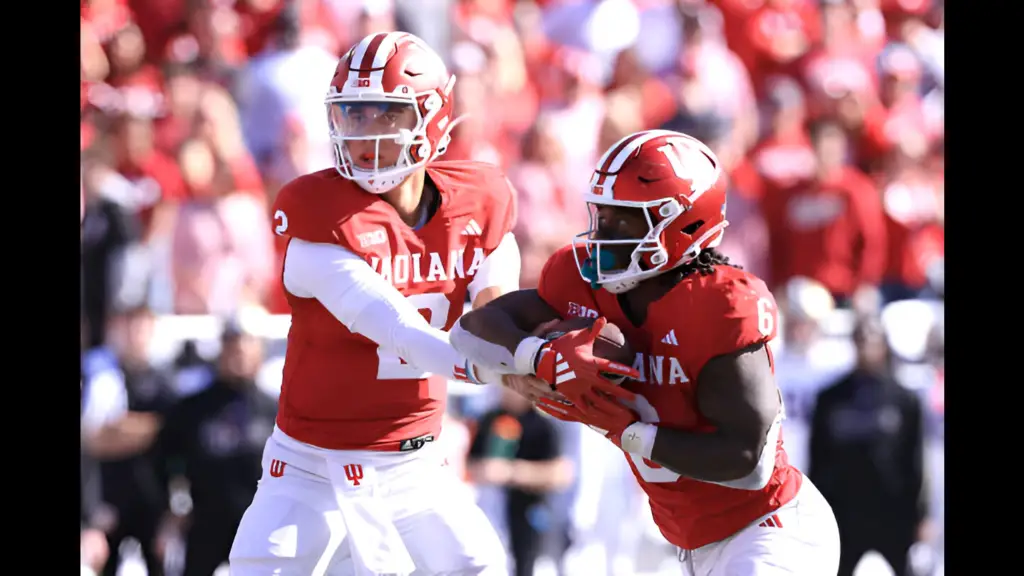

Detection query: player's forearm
xmin=350 ymin=303 xmax=483 ymax=382
xmin=460 ymin=307 xmax=534 ymax=359
xmin=451 ymin=288 xmax=561 ymax=375
xmin=451 ymin=309 xmax=547 ymax=376
xmin=649 ymin=427 xmax=764 ymax=484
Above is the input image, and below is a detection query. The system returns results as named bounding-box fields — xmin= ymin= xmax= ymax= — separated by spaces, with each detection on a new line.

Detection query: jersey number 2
xmin=619 ymin=395 xmax=681 ymax=483
xmin=376 ymin=293 xmax=452 ymax=380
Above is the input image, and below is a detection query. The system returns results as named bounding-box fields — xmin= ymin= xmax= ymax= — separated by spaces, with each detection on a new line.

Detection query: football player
xmin=229 ymin=31 xmax=541 ymax=576
xmin=449 ymin=129 xmax=842 ymax=575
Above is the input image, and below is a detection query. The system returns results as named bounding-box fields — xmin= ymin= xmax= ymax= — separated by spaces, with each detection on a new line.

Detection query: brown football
xmin=542 ymin=317 xmax=634 ymax=378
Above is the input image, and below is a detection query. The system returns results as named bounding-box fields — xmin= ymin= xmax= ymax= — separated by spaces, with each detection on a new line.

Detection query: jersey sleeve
xmin=537 ymin=245 xmax=597 ymax=317
xmin=466 ymin=168 xmax=522 ymax=301
xmin=282 ymin=238 xmax=472 ymax=381
xmin=471 ymin=165 xmax=519 ymax=251
xmin=467 ymin=232 xmax=521 ymax=303
xmin=691 ymin=274 xmax=779 ymax=379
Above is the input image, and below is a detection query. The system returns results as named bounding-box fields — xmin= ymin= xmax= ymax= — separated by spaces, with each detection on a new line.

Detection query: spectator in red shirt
xmin=859 ymin=44 xmax=931 ymax=173
xmin=153 ymin=63 xmax=204 ymax=155
xmin=127 ymin=0 xmax=188 ymax=65
xmin=750 ymin=77 xmax=816 ymax=198
xmin=111 ymin=113 xmax=188 ymax=233
xmin=194 ymin=86 xmax=265 ymax=197
xmin=509 ymin=114 xmax=587 ymax=288
xmin=878 ymin=145 xmax=943 ymax=302
xmin=103 ymin=24 xmax=167 ymax=119
xmin=607 ymin=47 xmax=677 ymax=131
xmin=807 ymin=0 xmax=882 ymax=78
xmin=762 ymin=117 xmax=887 ymax=305
xmin=171 ymin=138 xmax=274 ymax=315
xmin=675 ymin=1 xmax=759 ymax=151
xmin=744 ymin=0 xmax=821 ymax=97
xmin=712 ymin=0 xmax=764 ymax=75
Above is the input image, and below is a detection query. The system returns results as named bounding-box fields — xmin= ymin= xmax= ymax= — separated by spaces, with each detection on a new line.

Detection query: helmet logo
xmin=656 ymin=137 xmax=717 ymax=194
xmin=354 ymin=78 xmax=371 ymax=88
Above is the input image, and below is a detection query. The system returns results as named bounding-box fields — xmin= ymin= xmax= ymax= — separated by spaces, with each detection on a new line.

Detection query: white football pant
xmin=229 ymin=427 xmax=507 ymax=576
xmin=678 ymin=475 xmax=841 ymax=576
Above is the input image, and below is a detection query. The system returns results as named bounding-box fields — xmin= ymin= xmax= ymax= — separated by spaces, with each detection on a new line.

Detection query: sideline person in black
xmin=809 ymin=315 xmax=930 ymax=576
xmin=158 ymin=316 xmax=278 ymax=576
xmin=468 ymin=387 xmax=574 ymax=576
xmin=95 ymin=305 xmax=177 ymax=576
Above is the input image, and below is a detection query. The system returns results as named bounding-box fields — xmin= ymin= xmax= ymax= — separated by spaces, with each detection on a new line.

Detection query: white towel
xmin=325 ymin=461 xmax=415 ymax=576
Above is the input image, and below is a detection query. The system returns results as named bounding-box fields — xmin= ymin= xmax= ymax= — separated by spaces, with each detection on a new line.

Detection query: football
xmin=542 ymin=317 xmax=634 ymax=380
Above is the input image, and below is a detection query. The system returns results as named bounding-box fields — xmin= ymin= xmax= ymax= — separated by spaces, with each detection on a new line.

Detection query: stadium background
xmin=79 ymin=0 xmax=944 ymax=574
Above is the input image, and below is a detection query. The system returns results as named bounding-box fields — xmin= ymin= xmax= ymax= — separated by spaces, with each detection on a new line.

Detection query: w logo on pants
xmin=344 ymin=464 xmax=364 ymax=486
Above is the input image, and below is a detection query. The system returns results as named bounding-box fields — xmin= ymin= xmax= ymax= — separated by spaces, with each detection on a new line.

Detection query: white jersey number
xmin=376 ymin=293 xmax=452 ymax=380
xmin=757 ymin=297 xmax=775 ymax=337
xmin=619 ymin=395 xmax=682 ymax=483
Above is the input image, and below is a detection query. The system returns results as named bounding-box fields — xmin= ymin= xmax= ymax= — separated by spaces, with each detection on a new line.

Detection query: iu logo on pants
xmin=269 ymin=459 xmax=287 ymax=478
xmin=344 ymin=464 xmax=364 ymax=486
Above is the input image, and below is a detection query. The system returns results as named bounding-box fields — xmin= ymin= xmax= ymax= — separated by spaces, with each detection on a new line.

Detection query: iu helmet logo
xmin=269 ymin=459 xmax=287 ymax=478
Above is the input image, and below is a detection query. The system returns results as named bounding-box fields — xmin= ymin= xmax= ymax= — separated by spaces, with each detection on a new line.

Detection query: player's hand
xmin=536 ymin=396 xmax=637 ymax=449
xmin=535 ymin=397 xmax=585 ymax=422
xmin=535 ymin=317 xmax=639 ymax=406
xmin=502 ymin=374 xmax=565 ymax=403
xmin=573 ymin=392 xmax=639 ymax=444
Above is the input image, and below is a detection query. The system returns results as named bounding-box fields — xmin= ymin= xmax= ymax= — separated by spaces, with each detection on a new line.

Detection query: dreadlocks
xmin=677 ymin=247 xmax=741 ymax=279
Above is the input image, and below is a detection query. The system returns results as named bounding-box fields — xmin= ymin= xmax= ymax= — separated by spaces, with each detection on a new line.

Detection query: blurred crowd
xmin=80 ymin=0 xmax=944 ymax=575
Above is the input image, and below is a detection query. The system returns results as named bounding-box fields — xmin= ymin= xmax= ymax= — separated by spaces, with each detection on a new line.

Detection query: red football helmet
xmin=326 ymin=32 xmax=457 ymax=194
xmin=574 ymin=129 xmax=729 ymax=294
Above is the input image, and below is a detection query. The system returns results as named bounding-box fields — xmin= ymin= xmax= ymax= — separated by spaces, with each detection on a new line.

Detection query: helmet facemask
xmin=326 ymin=88 xmax=448 ymax=194
xmin=572 ymin=199 xmax=729 ymax=294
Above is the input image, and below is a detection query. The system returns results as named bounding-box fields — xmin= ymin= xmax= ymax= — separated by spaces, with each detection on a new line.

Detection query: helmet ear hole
xmin=682 ymin=220 xmax=704 ymax=235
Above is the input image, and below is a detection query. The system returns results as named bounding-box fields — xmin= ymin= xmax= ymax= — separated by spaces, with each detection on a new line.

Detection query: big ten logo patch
xmin=567 ymin=302 xmax=599 ymax=319
xmin=344 ymin=464 xmax=364 ymax=486
xmin=358 ymin=229 xmax=388 ymax=248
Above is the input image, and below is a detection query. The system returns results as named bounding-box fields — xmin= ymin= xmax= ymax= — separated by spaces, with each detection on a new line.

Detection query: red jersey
xmin=271 ymin=161 xmax=517 ymax=451
xmin=538 ymin=245 xmax=802 ymax=550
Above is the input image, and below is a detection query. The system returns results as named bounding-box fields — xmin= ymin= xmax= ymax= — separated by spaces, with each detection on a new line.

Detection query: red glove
xmin=535 ymin=317 xmax=639 ymax=409
xmin=536 ymin=396 xmax=638 ymax=450
xmin=574 ymin=391 xmax=639 ymax=442
xmin=535 ymin=398 xmax=585 ymax=423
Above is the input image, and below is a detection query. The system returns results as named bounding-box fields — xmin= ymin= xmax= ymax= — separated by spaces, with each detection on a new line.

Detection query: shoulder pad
xmin=271 ymin=170 xmax=376 ymax=249
xmin=430 ymin=161 xmax=518 ymax=251
xmin=701 ymin=269 xmax=779 ymax=349
xmin=538 ymin=245 xmax=592 ymax=312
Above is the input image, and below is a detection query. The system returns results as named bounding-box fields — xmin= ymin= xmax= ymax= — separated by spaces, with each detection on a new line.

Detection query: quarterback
xmin=229 ymin=32 xmax=521 ymax=576
xmin=450 ymin=130 xmax=842 ymax=575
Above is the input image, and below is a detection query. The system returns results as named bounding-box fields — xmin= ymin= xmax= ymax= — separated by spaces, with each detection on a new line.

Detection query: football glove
xmin=534 ymin=317 xmax=639 ymax=408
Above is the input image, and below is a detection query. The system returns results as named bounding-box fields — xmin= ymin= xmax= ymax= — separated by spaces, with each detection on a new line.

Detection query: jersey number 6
xmin=376 ymin=293 xmax=452 ymax=380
